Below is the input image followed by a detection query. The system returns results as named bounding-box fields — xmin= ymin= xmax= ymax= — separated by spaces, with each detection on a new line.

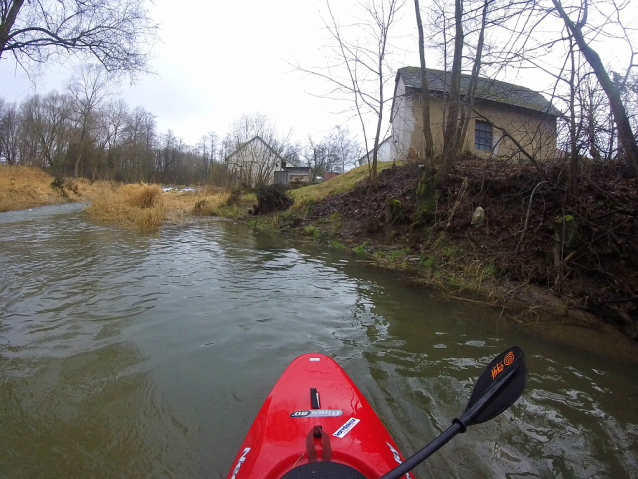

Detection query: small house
xmin=225 ymin=136 xmax=286 ymax=187
xmin=287 ymin=166 xmax=311 ymax=183
xmin=390 ymin=67 xmax=560 ymax=162
xmin=273 ymin=166 xmax=312 ymax=185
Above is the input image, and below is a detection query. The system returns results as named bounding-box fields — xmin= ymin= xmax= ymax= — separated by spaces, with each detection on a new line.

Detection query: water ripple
xmin=0 ymin=214 xmax=637 ymax=478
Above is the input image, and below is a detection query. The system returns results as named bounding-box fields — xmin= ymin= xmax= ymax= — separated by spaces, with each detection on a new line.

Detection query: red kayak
xmin=227 ymin=353 xmax=412 ymax=478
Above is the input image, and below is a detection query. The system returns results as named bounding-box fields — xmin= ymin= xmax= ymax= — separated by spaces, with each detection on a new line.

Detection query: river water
xmin=0 ymin=203 xmax=637 ymax=478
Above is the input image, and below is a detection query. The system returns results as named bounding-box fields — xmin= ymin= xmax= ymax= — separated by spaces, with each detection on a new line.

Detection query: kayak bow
xmin=227 ymin=353 xmax=411 ymax=478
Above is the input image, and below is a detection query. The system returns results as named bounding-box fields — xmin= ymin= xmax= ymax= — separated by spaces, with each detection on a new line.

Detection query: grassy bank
xmin=0 ymin=165 xmax=252 ymax=230
xmin=85 ymin=184 xmax=257 ymax=229
xmin=1 ymin=163 xmax=382 ymax=229
xmin=289 ymin=161 xmax=396 ymax=212
xmin=0 ymin=165 xmax=98 ymax=212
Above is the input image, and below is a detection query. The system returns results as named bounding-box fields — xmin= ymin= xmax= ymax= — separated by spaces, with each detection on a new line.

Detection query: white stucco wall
xmin=377 ymin=139 xmax=393 ymax=161
xmin=359 ymin=137 xmax=394 ymax=165
xmin=390 ymin=77 xmax=416 ymax=160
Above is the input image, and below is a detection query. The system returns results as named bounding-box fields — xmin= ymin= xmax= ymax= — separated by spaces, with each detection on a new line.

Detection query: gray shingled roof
xmin=398 ymin=67 xmax=560 ymax=116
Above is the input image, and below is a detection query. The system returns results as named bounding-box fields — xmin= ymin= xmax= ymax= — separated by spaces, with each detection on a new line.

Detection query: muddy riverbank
xmin=252 ymin=159 xmax=638 ymax=340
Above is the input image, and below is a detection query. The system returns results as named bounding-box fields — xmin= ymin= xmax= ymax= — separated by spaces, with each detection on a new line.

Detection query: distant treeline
xmin=0 ymin=86 xmax=362 ymax=186
xmin=0 ymin=91 xmax=202 ymax=184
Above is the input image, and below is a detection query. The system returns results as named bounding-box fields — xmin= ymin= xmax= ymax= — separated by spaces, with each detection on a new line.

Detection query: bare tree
xmin=326 ymin=125 xmax=361 ymax=173
xmin=224 ymin=113 xmax=290 ymax=187
xmin=456 ymin=0 xmax=491 ymax=153
xmin=438 ymin=0 xmax=465 ymax=184
xmin=419 ymin=0 xmax=498 ymax=184
xmin=296 ymin=0 xmax=406 ymax=187
xmin=96 ymin=98 xmax=129 ymax=178
xmin=551 ymin=0 xmax=638 ymax=176
xmin=0 ymin=98 xmax=19 ymax=165
xmin=121 ymin=106 xmax=156 ymax=181
xmin=205 ymin=131 xmax=220 ymax=164
xmin=305 ymin=136 xmax=330 ymax=181
xmin=1 ymin=83 xmax=221 ymax=185
xmin=473 ymin=0 xmax=637 ymax=174
xmin=39 ymin=92 xmax=74 ymax=168
xmin=66 ymin=64 xmax=114 ymax=177
xmin=620 ymin=72 xmax=638 ymax=147
xmin=0 ymin=0 xmax=157 ymax=78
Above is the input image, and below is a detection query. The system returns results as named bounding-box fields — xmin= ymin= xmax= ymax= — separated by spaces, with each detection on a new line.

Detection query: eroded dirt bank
xmin=273 ymin=158 xmax=638 ymax=339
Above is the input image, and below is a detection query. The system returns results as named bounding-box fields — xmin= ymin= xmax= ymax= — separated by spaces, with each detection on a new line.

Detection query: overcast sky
xmin=0 ymin=0 xmax=419 ymax=147
xmin=0 ymin=0 xmax=636 ymax=148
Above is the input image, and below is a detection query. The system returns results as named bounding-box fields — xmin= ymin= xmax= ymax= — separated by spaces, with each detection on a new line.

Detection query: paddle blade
xmin=463 ymin=346 xmax=527 ymax=426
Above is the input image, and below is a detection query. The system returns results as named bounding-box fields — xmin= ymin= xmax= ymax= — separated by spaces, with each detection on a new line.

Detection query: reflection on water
xmin=0 ymin=205 xmax=637 ymax=478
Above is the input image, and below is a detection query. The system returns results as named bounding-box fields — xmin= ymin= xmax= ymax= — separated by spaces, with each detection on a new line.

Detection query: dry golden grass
xmin=190 ymin=188 xmax=255 ymax=218
xmin=85 ymin=184 xmax=245 ymax=229
xmin=0 ymin=166 xmax=244 ymax=228
xmin=0 ymin=165 xmax=63 ymax=212
xmin=191 ymin=193 xmax=230 ymax=216
xmin=2 ymin=165 xmax=270 ymax=228
xmin=0 ymin=165 xmax=104 ymax=212
xmin=86 ymin=183 xmax=166 ymax=230
xmin=158 ymin=186 xmax=230 ymax=219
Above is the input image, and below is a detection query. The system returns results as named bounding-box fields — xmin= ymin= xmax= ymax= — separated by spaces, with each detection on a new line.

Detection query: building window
xmin=475 ymin=121 xmax=493 ymax=152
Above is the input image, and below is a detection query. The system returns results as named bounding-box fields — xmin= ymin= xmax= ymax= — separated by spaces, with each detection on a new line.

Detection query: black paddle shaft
xmin=379 ymin=347 xmax=527 ymax=479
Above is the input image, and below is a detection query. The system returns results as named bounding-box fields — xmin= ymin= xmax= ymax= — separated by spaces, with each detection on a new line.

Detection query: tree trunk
xmin=458 ymin=0 xmax=488 ymax=153
xmin=74 ymin=122 xmax=88 ymax=178
xmin=0 ymin=0 xmax=24 ymax=57
xmin=371 ymin=16 xmax=388 ymax=189
xmin=552 ymin=0 xmax=638 ymax=176
xmin=371 ymin=72 xmax=382 ymax=188
xmin=439 ymin=0 xmax=464 ymax=185
xmin=414 ymin=0 xmax=433 ymax=167
xmin=568 ymin=36 xmax=579 ymax=196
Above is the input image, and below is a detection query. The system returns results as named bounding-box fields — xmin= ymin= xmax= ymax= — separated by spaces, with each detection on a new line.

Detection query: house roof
xmin=397 ymin=67 xmax=560 ymax=117
xmin=225 ymin=135 xmax=286 ymax=163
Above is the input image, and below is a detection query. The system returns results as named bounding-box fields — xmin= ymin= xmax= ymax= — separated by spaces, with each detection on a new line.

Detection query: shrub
xmin=86 ymin=183 xmax=166 ymax=230
xmin=123 ymin=184 xmax=162 ymax=208
xmin=303 ymin=225 xmax=320 ymax=238
xmin=353 ymin=242 xmax=371 ymax=255
xmin=255 ymin=185 xmax=293 ymax=214
xmin=226 ymin=188 xmax=242 ymax=206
